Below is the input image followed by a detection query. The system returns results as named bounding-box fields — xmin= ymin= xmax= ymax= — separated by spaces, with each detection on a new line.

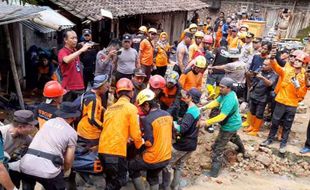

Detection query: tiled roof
xmin=0 ymin=2 xmax=45 ymax=25
xmin=50 ymin=0 xmax=209 ymax=21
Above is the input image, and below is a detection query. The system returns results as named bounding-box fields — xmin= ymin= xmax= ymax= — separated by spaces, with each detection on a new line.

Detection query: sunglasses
xmin=290 ymin=55 xmax=296 ymax=58
xmin=123 ymin=41 xmax=131 ymax=43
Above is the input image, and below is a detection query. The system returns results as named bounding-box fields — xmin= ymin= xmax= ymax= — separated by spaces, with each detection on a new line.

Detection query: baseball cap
xmin=253 ymin=37 xmax=262 ymax=43
xmin=82 ymin=29 xmax=92 ymax=35
xmin=185 ymin=32 xmax=193 ymax=39
xmin=187 ymin=88 xmax=202 ymax=104
xmin=246 ymin=32 xmax=254 ymax=38
xmin=231 ymin=27 xmax=238 ymax=32
xmin=92 ymin=74 xmax=109 ymax=89
xmin=134 ymin=68 xmax=146 ymax=77
xmin=122 ymin=33 xmax=132 ymax=41
xmin=219 ymin=77 xmax=235 ymax=88
xmin=13 ymin=110 xmax=38 ymax=125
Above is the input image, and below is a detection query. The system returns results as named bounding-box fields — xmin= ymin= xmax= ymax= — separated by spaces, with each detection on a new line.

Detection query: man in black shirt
xmin=246 ymin=58 xmax=277 ymax=136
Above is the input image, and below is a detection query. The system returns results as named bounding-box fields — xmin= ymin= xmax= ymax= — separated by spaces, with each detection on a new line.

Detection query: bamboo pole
xmin=4 ymin=24 xmax=25 ymax=110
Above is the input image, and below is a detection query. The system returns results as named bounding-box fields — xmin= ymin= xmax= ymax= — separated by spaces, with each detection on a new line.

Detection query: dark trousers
xmin=305 ymin=120 xmax=310 ymax=148
xmin=152 ymin=66 xmax=167 ymax=77
xmin=9 ymin=170 xmax=35 ymax=190
xmin=99 ymin=154 xmax=127 ymax=190
xmin=212 ymin=129 xmax=245 ymax=164
xmin=129 ymin=158 xmax=169 ymax=186
xmin=63 ymin=90 xmax=84 ymax=102
xmin=21 ymin=171 xmax=65 ymax=190
xmin=141 ymin=64 xmax=153 ymax=82
xmin=249 ymin=98 xmax=267 ymax=119
xmin=115 ymin=71 xmax=133 ymax=83
xmin=267 ymin=102 xmax=297 ymax=146
xmin=83 ymin=68 xmax=94 ymax=89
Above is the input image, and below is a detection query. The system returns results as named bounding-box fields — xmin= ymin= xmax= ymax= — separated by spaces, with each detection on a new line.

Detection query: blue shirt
xmin=217 ymin=91 xmax=242 ymax=132
xmin=249 ymin=55 xmax=265 ymax=72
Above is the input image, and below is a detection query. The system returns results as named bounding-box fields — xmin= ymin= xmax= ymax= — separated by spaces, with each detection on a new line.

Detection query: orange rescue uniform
xmin=77 ymin=91 xmax=104 ymax=140
xmin=98 ymin=96 xmax=144 ymax=157
xmin=141 ymin=109 xmax=173 ymax=164
xmin=140 ymin=39 xmax=154 ymax=66
xmin=160 ymin=86 xmax=179 ymax=107
xmin=179 ymin=70 xmax=203 ymax=91
xmin=271 ymin=59 xmax=307 ymax=107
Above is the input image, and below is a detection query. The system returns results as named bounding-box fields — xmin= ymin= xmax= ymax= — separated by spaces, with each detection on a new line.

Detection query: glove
xmin=291 ymin=77 xmax=300 ymax=89
xmin=173 ymin=121 xmax=181 ymax=133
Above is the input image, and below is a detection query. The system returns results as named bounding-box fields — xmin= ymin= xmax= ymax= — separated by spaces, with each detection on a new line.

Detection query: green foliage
xmin=296 ymin=26 xmax=310 ymax=39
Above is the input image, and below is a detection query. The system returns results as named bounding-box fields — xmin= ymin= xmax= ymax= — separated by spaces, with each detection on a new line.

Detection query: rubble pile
xmin=182 ymin=131 xmax=310 ymax=178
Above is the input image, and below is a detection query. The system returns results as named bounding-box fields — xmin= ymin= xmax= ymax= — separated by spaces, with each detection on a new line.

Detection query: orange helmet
xmin=43 ymin=81 xmax=67 ymax=98
xmin=116 ymin=78 xmax=134 ymax=93
xmin=149 ymin=75 xmax=166 ymax=89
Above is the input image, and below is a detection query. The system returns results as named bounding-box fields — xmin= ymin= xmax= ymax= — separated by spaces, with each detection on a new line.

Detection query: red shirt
xmin=58 ymin=47 xmax=84 ymax=90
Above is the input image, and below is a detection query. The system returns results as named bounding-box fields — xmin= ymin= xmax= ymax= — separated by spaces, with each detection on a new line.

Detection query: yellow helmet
xmin=189 ymin=23 xmax=198 ymax=33
xmin=238 ymin=31 xmax=247 ymax=39
xmin=139 ymin=26 xmax=147 ymax=33
xmin=136 ymin=88 xmax=155 ymax=106
xmin=194 ymin=55 xmax=207 ymax=69
xmin=195 ymin=31 xmax=204 ymax=38
xmin=148 ymin=28 xmax=157 ymax=34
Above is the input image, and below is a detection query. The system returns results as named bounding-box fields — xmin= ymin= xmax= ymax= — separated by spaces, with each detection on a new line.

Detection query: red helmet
xmin=43 ymin=81 xmax=67 ymax=98
xmin=149 ymin=75 xmax=166 ymax=89
xmin=203 ymin=35 xmax=213 ymax=44
xmin=116 ymin=78 xmax=134 ymax=93
xmin=291 ymin=50 xmax=304 ymax=57
xmin=295 ymin=52 xmax=307 ymax=63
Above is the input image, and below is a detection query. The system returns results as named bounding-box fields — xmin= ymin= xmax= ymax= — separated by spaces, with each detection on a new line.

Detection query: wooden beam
xmin=4 ymin=24 xmax=25 ymax=110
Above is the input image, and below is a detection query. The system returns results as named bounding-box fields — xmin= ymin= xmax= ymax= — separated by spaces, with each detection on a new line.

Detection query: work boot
xmin=242 ymin=112 xmax=253 ymax=128
xmin=150 ymin=184 xmax=159 ymax=190
xmin=132 ymin=177 xmax=145 ymax=190
xmin=170 ymin=169 xmax=181 ymax=190
xmin=204 ymin=162 xmax=221 ymax=178
xmin=248 ymin=118 xmax=264 ymax=136
xmin=243 ymin=114 xmax=256 ymax=132
xmin=260 ymin=139 xmax=273 ymax=147
xmin=279 ymin=144 xmax=286 ymax=154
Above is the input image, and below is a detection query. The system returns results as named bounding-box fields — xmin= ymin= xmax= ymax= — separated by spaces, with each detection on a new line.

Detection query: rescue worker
xmin=36 ymin=81 xmax=66 ymax=128
xmin=200 ymin=77 xmax=247 ymax=178
xmin=179 ymin=55 xmax=207 ymax=91
xmin=154 ymin=32 xmax=171 ymax=77
xmin=159 ymin=71 xmax=181 ymax=120
xmin=132 ymin=68 xmax=147 ymax=103
xmin=227 ymin=27 xmax=240 ymax=49
xmin=129 ymin=89 xmax=173 ymax=190
xmin=239 ymin=32 xmax=255 ymax=68
xmin=98 ymin=78 xmax=144 ymax=190
xmin=139 ymin=28 xmax=157 ymax=80
xmin=203 ymin=17 xmax=212 ymax=34
xmin=169 ymin=88 xmax=201 ymax=190
xmin=260 ymin=49 xmax=307 ymax=153
xmin=149 ymin=75 xmax=166 ymax=99
xmin=189 ymin=31 xmax=204 ymax=61
xmin=133 ymin=26 xmax=147 ymax=52
xmin=77 ymin=74 xmax=110 ymax=147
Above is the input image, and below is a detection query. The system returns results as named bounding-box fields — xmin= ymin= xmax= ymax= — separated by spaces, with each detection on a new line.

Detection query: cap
xmin=232 ymin=27 xmax=238 ymax=32
xmin=82 ymin=29 xmax=92 ymax=35
xmin=246 ymin=32 xmax=254 ymax=38
xmin=122 ymin=33 xmax=132 ymax=41
xmin=198 ymin=21 xmax=204 ymax=26
xmin=219 ymin=77 xmax=235 ymax=88
xmin=92 ymin=74 xmax=109 ymax=89
xmin=134 ymin=68 xmax=146 ymax=77
xmin=184 ymin=32 xmax=193 ymax=39
xmin=13 ymin=110 xmax=38 ymax=125
xmin=187 ymin=88 xmax=202 ymax=104
xmin=253 ymin=37 xmax=262 ymax=43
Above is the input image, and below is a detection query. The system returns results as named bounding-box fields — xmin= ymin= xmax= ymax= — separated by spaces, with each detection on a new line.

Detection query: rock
xmin=256 ymin=154 xmax=272 ymax=167
xmin=258 ymin=146 xmax=272 ymax=155
xmin=273 ymin=167 xmax=280 ymax=174
xmin=237 ymin=153 xmax=244 ymax=162
xmin=296 ymin=104 xmax=307 ymax=114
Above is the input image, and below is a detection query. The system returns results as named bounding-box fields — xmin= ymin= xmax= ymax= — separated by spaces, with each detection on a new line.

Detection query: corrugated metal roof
xmin=21 ymin=6 xmax=75 ymax=33
xmin=0 ymin=2 xmax=45 ymax=25
xmin=49 ymin=0 xmax=209 ymax=21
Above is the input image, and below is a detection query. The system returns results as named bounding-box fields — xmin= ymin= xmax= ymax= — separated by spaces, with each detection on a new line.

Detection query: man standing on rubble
xmin=200 ymin=77 xmax=247 ymax=178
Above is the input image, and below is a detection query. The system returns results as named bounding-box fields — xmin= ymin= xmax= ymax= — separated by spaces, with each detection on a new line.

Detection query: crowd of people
xmin=0 ymin=9 xmax=310 ymax=190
